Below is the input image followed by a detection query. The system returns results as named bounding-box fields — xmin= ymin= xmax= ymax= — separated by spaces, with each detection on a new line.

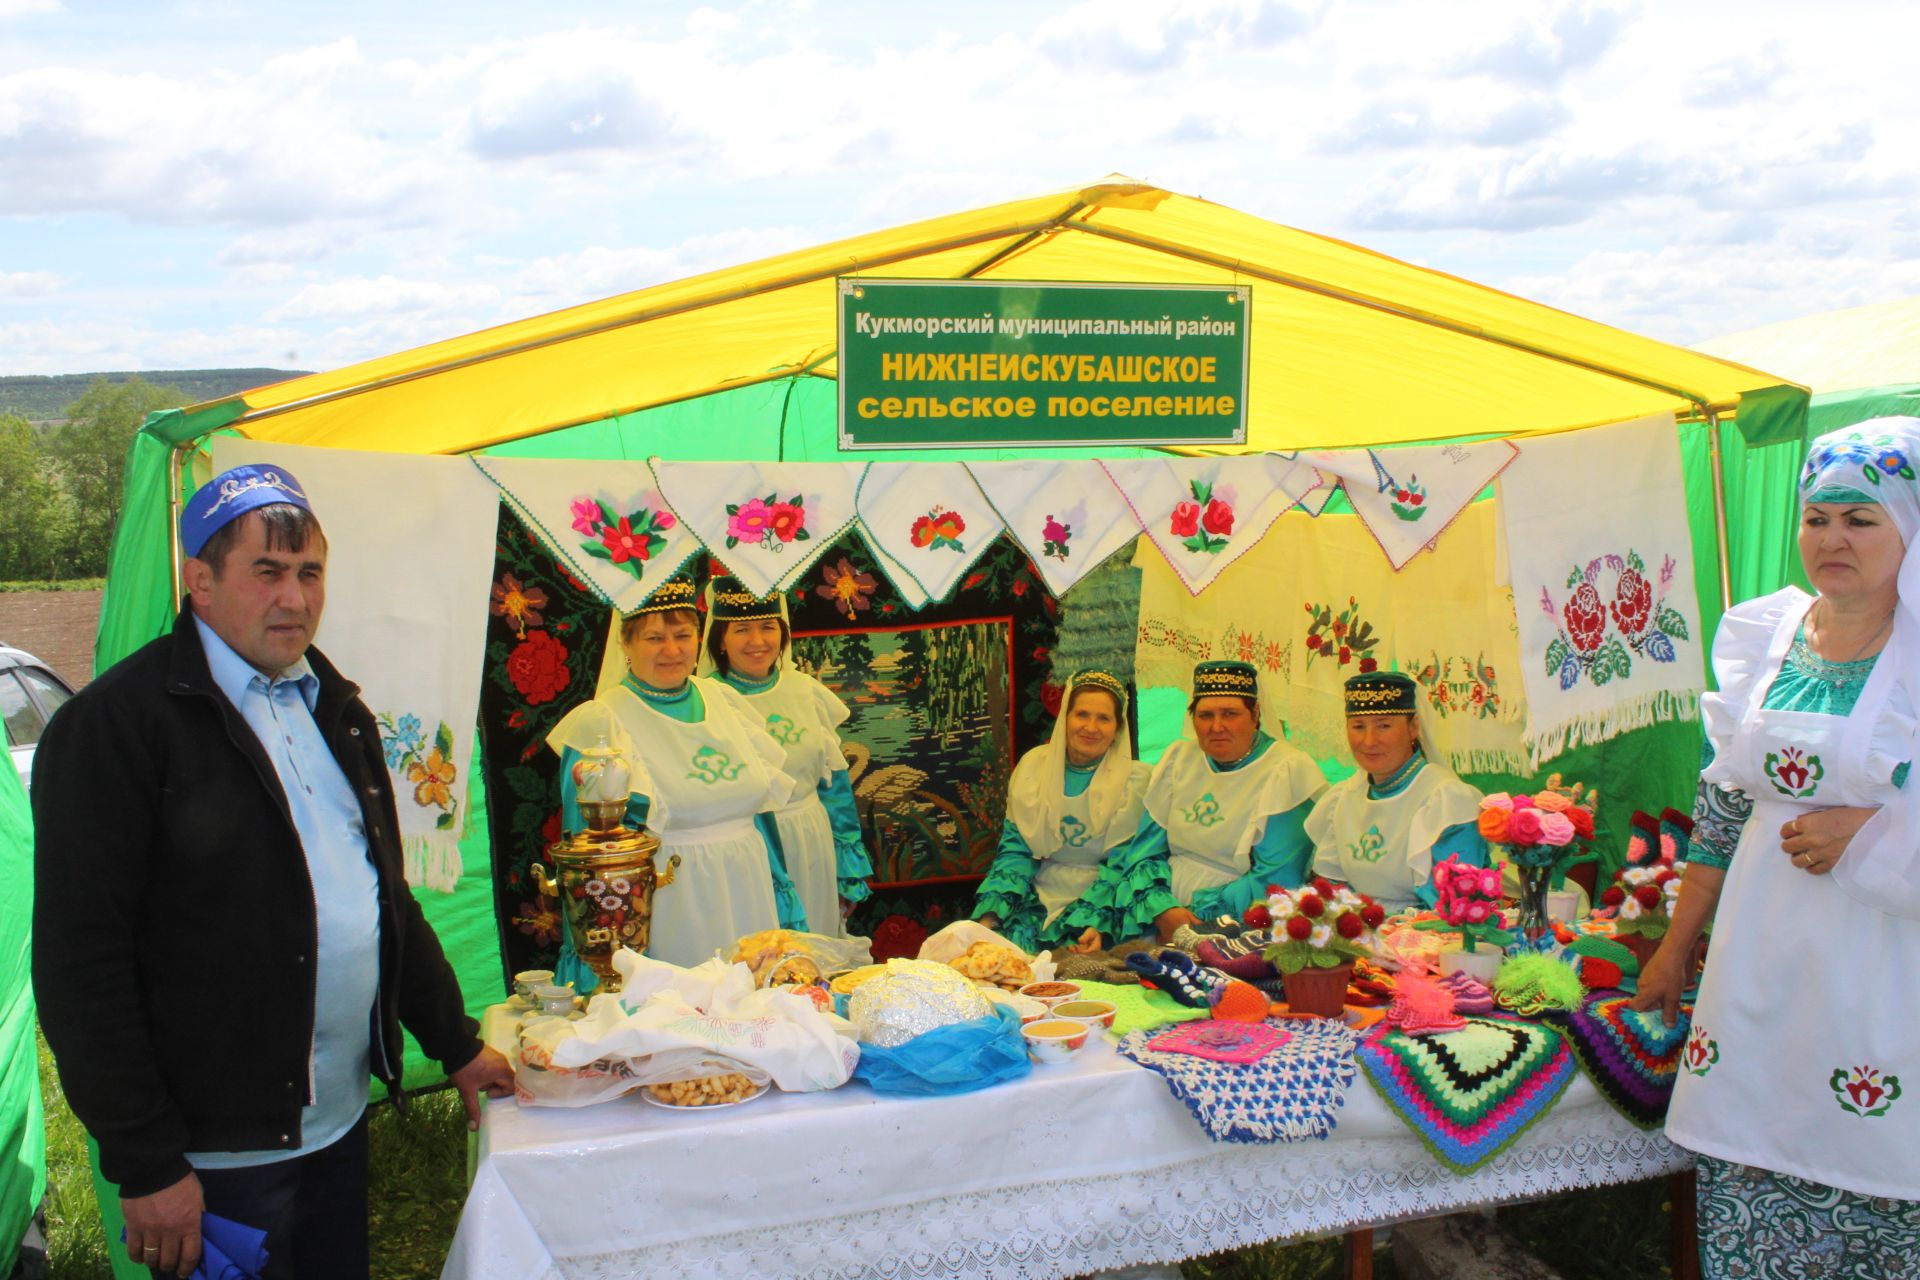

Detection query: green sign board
xmin=837 ymin=278 xmax=1250 ymax=449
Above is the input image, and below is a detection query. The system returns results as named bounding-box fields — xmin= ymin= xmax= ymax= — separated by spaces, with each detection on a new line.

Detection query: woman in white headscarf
xmin=1633 ymin=418 xmax=1920 ymax=1279
xmin=971 ymin=670 xmax=1150 ymax=954
xmin=700 ymin=576 xmax=873 ymax=937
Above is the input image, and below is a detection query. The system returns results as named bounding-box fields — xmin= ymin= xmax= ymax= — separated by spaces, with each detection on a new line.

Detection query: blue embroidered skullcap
xmin=180 ymin=465 xmax=314 ymax=559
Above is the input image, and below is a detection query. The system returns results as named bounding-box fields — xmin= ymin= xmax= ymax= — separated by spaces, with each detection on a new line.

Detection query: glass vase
xmin=1515 ymin=864 xmax=1553 ymax=943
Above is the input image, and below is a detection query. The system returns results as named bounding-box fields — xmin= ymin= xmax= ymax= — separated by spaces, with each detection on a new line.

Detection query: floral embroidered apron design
xmin=1308 ymin=768 xmax=1484 ymax=911
xmin=1670 ymin=601 xmax=1920 ymax=1196
xmin=1148 ymin=741 xmax=1320 ymax=906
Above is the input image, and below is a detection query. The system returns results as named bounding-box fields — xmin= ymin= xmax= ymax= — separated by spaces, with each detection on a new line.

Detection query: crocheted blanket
xmin=1356 ymin=1014 xmax=1576 ymax=1174
xmin=1118 ymin=1016 xmax=1361 ymax=1143
xmin=1547 ymin=994 xmax=1691 ymax=1129
xmin=1078 ymin=981 xmax=1208 ymax=1037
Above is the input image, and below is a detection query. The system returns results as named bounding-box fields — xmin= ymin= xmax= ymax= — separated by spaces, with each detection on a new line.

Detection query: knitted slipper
xmin=1125 ymin=951 xmax=1215 ymax=1008
xmin=1195 ymin=936 xmax=1277 ymax=982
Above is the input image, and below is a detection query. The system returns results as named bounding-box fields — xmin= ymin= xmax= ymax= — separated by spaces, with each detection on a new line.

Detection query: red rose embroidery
xmin=1609 ymin=567 xmax=1653 ymax=635
xmin=1200 ymin=498 xmax=1234 ymax=536
xmin=507 ymin=629 xmax=572 ymax=705
xmin=1563 ymin=581 xmax=1608 ymax=653
xmin=1169 ymin=500 xmax=1201 ymax=537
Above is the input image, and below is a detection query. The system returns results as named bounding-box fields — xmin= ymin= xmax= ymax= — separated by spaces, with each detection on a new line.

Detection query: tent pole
xmin=167 ymin=440 xmax=187 ymax=602
xmin=1706 ymin=410 xmax=1733 ymax=609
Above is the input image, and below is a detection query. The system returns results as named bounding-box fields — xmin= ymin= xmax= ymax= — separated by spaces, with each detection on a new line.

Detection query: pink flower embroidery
xmin=569 ymin=497 xmax=602 ymax=535
xmin=729 ymin=498 xmax=774 ymax=543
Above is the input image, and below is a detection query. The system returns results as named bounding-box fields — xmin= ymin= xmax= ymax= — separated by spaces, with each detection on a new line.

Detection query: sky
xmin=2 ymin=0 xmax=1916 ymax=378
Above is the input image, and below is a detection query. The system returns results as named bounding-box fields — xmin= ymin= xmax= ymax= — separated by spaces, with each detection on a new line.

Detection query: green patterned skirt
xmin=1698 ymin=1155 xmax=1920 ymax=1279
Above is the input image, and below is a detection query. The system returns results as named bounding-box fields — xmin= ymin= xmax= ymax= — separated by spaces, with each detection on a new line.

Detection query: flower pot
xmin=1616 ymin=932 xmax=1662 ymax=971
xmin=1439 ymin=947 xmax=1504 ymax=985
xmin=1281 ymin=962 xmax=1354 ymax=1017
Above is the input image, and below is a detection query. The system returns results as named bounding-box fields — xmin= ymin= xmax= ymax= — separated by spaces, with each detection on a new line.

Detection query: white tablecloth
xmin=443 ymin=1007 xmax=1688 ymax=1280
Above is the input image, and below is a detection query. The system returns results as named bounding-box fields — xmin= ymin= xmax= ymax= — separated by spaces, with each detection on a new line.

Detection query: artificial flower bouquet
xmin=1258 ymin=879 xmax=1387 ymax=1016
xmin=1476 ymin=773 xmax=1601 ymax=938
xmin=1421 ymin=855 xmax=1515 ymax=953
xmin=1600 ymin=862 xmax=1685 ymax=968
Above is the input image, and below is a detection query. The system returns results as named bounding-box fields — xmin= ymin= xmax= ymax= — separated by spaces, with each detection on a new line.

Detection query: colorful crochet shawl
xmin=1118 ymin=1016 xmax=1361 ymax=1143
xmin=1546 ymin=993 xmax=1691 ymax=1129
xmin=1356 ymin=1014 xmax=1576 ymax=1173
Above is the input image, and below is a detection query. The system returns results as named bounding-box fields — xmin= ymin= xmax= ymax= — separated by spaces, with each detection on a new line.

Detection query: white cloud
xmin=0 ymin=270 xmax=61 ymax=298
xmin=1449 ymin=2 xmax=1632 ymax=85
xmin=0 ymin=0 xmax=59 ymax=18
xmin=1035 ymin=0 xmax=1317 ymax=73
xmin=267 ymin=275 xmax=500 ymax=324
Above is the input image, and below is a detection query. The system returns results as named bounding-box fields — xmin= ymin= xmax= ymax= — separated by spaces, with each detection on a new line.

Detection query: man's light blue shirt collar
xmin=193 ymin=614 xmax=319 ymax=712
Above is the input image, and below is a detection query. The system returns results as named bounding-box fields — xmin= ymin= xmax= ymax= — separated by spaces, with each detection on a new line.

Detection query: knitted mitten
xmin=1195 ymin=933 xmax=1277 ymax=982
xmin=1659 ymin=807 xmax=1694 ymax=864
xmin=1624 ymin=811 xmax=1661 ymax=869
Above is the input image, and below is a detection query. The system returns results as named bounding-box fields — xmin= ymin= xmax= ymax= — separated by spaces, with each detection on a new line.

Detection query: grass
xmin=0 ymin=580 xmax=104 ymax=594
xmin=39 ymin=1021 xmax=1675 ymax=1280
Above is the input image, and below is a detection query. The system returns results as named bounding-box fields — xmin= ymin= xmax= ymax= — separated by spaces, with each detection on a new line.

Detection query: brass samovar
xmin=532 ymin=738 xmax=679 ymax=990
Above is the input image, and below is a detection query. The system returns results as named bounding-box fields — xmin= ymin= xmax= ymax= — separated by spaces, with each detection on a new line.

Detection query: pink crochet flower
xmin=1532 ymin=791 xmax=1574 ymax=814
xmin=1479 ymin=792 xmax=1515 ymax=812
xmin=1507 ymin=808 xmax=1545 ymax=845
xmin=1510 ymin=793 xmax=1537 ymax=811
xmin=1537 ymin=811 xmax=1577 ymax=846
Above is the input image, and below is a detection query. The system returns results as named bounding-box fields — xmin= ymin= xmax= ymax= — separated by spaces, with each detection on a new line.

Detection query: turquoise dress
xmin=719 ymin=667 xmax=874 ymax=909
xmin=1084 ymin=732 xmax=1321 ymax=939
xmin=1685 ymin=625 xmax=1920 ymax=1280
xmin=971 ymin=761 xmax=1150 ymax=952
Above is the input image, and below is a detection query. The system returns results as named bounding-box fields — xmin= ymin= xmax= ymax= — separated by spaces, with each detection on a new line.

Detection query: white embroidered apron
xmin=1312 ymin=768 xmax=1468 ymax=910
xmin=1033 ymin=781 xmax=1148 ymax=928
xmin=740 ymin=672 xmax=850 ymax=937
xmin=606 ymin=686 xmax=784 ymax=968
xmin=1667 ymin=603 xmax=1920 ymax=1197
xmin=1150 ymin=741 xmax=1301 ymax=906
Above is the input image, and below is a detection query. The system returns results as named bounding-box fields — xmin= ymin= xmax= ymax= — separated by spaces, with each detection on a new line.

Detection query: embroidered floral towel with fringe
xmin=1117 ymin=1015 xmax=1361 ymax=1143
xmin=214 ymin=440 xmax=500 ymax=892
xmin=1133 ymin=501 xmax=1527 ymax=772
xmin=469 ymin=457 xmax=702 ymax=614
xmin=1497 ymin=413 xmax=1705 ymax=767
xmin=1308 ymin=441 xmax=1518 ymax=571
xmin=650 ymin=461 xmax=865 ymax=599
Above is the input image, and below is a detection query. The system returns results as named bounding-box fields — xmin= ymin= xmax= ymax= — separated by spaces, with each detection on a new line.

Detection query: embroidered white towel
xmin=651 ymin=461 xmax=865 ymax=598
xmin=966 ymin=459 xmax=1142 ymax=598
xmin=214 ymin=440 xmax=500 ymax=892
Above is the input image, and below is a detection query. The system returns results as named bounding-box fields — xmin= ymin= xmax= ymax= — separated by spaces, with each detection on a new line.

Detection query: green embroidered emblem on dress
xmin=763 ymin=713 xmax=804 ymax=747
xmin=1059 ymin=815 xmax=1093 ymax=848
xmin=1763 ymin=746 xmax=1823 ymax=798
xmin=1348 ymin=823 xmax=1387 ymax=864
xmin=687 ymin=745 xmax=746 ymax=784
xmin=1832 ymin=1064 xmax=1902 ymax=1118
xmin=1683 ymin=1026 xmax=1718 ymax=1077
xmin=1182 ymin=793 xmax=1224 ymax=827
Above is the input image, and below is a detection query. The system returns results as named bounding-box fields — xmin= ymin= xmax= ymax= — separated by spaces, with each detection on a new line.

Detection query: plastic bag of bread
xmin=730 ymin=929 xmax=874 ymax=987
xmin=916 ymin=920 xmax=1056 ymax=988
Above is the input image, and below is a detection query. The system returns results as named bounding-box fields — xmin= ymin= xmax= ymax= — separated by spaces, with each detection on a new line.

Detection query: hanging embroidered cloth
xmin=1310 ymin=442 xmax=1518 ymax=571
xmin=854 ymin=463 xmax=1006 ymax=606
xmin=1355 ymin=1014 xmax=1577 ymax=1174
xmin=650 ymin=460 xmax=865 ymax=599
xmin=1117 ymin=1015 xmax=1361 ymax=1143
xmin=1545 ymin=994 xmax=1692 ymax=1130
xmin=1497 ymin=413 xmax=1706 ymax=766
xmin=965 ymin=460 xmax=1141 ymax=597
xmin=1102 ymin=454 xmax=1321 ymax=595
xmin=214 ymin=440 xmax=500 ymax=892
xmin=469 ymin=457 xmax=702 ymax=614
xmin=1133 ymin=501 xmax=1528 ymax=771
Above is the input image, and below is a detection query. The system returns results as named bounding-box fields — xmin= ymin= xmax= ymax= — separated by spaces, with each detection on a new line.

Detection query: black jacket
xmin=32 ymin=609 xmax=482 ymax=1197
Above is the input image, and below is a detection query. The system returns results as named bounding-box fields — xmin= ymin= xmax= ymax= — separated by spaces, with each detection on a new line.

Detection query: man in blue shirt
xmin=34 ymin=465 xmax=514 ymax=1278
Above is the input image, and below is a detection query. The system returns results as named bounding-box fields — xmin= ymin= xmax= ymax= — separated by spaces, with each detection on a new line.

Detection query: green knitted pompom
xmin=1492 ymin=952 xmax=1586 ymax=1014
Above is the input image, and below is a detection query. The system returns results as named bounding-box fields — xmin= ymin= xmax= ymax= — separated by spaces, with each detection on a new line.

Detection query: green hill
xmin=0 ymin=369 xmax=311 ymax=423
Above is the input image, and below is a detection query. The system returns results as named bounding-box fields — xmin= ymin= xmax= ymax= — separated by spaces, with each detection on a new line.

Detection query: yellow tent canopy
xmin=193 ymin=177 xmax=1800 ymax=455
xmin=1696 ymin=293 xmax=1920 ymax=395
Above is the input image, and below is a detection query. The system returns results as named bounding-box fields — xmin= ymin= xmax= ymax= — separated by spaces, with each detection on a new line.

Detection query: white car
xmin=1 ymin=643 xmax=76 ymax=793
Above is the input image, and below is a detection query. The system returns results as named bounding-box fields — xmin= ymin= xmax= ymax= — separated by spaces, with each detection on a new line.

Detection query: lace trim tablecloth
xmin=443 ymin=1030 xmax=1688 ymax=1280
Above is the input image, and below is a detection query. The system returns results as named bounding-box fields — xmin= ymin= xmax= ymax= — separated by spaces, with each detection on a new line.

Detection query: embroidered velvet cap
xmin=707 ymin=575 xmax=781 ymax=622
xmin=180 ymin=465 xmax=313 ymax=559
xmin=1192 ymin=660 xmax=1258 ymax=700
xmin=1068 ymin=668 xmax=1128 ymax=707
xmin=627 ymin=574 xmax=699 ymax=617
xmin=1345 ymin=671 xmax=1417 ymax=717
